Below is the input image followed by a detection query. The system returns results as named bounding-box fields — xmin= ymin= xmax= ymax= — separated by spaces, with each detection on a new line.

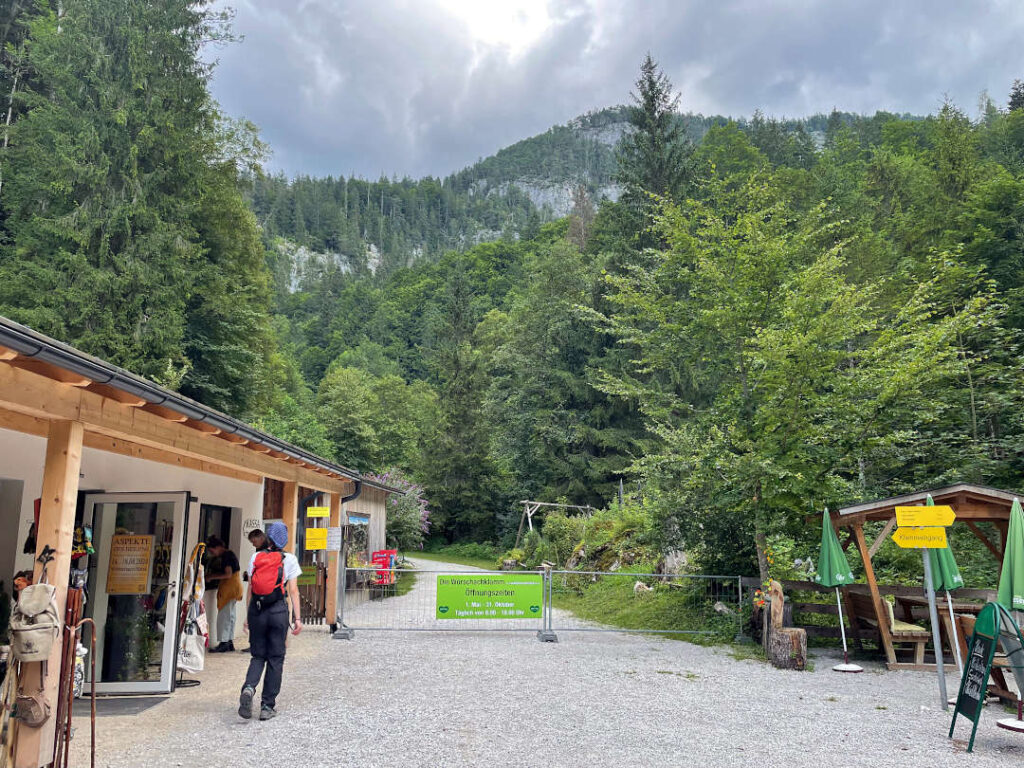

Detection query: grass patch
xmin=374 ymin=566 xmax=417 ymax=599
xmin=728 ymin=644 xmax=767 ymax=662
xmin=409 ymin=548 xmax=500 ymax=570
xmin=551 ymin=575 xmax=739 ymax=643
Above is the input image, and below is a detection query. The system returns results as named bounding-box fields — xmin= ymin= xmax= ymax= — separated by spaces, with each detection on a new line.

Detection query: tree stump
xmin=763 ymin=580 xmax=807 ymax=671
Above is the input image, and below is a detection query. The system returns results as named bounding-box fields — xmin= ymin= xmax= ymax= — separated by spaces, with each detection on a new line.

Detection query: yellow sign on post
xmin=892 ymin=526 xmax=948 ymax=549
xmin=895 ymin=505 xmax=956 ymax=527
xmin=307 ymin=506 xmax=330 ymax=519
xmin=305 ymin=527 xmax=328 ymax=550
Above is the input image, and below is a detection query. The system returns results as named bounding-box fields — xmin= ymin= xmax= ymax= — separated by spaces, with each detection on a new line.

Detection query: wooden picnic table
xmin=895 ymin=595 xmax=985 ymax=660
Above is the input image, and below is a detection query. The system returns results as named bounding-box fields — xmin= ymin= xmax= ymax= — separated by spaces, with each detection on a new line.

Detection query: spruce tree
xmin=615 ymin=54 xmax=693 ymax=201
xmin=1010 ymin=79 xmax=1024 ymax=112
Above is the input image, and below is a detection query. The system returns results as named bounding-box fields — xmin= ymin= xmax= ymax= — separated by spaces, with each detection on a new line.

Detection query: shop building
xmin=0 ymin=317 xmax=400 ymax=768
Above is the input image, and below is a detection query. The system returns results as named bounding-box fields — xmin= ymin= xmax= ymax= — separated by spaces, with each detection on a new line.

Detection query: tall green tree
xmin=615 ymin=54 xmax=693 ymax=203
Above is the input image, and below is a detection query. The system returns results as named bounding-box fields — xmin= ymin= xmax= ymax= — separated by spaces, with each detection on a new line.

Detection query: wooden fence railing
xmin=739 ymin=577 xmax=997 ymax=641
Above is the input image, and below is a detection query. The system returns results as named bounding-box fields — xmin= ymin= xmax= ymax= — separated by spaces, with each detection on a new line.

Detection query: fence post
xmin=333 ymin=538 xmax=354 ymax=640
xmin=537 ymin=568 xmax=558 ymax=643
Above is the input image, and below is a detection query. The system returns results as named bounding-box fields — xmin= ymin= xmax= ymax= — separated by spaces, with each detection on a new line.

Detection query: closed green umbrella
xmin=997 ymin=498 xmax=1024 ymax=612
xmin=814 ymin=508 xmax=860 ymax=672
xmin=925 ymin=495 xmax=965 ymax=672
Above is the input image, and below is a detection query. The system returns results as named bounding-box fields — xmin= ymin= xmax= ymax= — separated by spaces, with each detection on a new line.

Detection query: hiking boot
xmin=238 ymin=686 xmax=255 ymax=719
xmin=259 ymin=705 xmax=277 ymax=721
xmin=228 ymin=641 xmax=236 ymax=652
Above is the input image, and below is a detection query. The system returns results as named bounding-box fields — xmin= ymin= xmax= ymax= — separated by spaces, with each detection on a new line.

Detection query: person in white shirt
xmin=238 ymin=520 xmax=302 ymax=720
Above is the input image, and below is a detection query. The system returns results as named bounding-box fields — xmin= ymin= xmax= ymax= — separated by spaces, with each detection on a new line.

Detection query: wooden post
xmin=325 ymin=491 xmax=342 ymax=625
xmin=851 ymin=520 xmax=897 ymax=666
xmin=282 ymin=481 xmax=298 ymax=553
xmin=14 ymin=420 xmax=83 ymax=768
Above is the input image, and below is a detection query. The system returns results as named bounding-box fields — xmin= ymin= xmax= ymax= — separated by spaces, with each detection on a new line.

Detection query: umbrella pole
xmin=835 ymin=587 xmax=849 ymax=662
xmin=944 ymin=590 xmax=963 ymax=673
xmin=832 ymin=587 xmax=862 ymax=672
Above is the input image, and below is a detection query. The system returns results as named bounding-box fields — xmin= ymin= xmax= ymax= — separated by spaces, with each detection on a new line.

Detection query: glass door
xmin=84 ymin=492 xmax=190 ymax=694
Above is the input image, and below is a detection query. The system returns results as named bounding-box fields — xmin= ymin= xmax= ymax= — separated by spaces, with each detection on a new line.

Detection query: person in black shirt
xmin=206 ymin=536 xmax=243 ymax=652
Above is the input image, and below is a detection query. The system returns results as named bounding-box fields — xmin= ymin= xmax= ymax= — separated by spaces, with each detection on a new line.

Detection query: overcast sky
xmin=208 ymin=0 xmax=1024 ymax=179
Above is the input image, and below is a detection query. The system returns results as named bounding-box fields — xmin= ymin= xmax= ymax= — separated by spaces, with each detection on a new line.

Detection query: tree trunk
xmin=754 ymin=528 xmax=769 ymax=584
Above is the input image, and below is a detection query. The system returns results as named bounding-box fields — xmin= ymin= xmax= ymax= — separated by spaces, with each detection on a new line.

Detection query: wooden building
xmin=0 ymin=317 xmax=400 ymax=767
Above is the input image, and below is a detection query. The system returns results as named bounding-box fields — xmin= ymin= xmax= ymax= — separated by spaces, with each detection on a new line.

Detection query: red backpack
xmin=251 ymin=550 xmax=285 ymax=610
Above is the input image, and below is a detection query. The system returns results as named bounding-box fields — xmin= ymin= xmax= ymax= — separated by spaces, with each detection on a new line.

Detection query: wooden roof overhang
xmin=835 ymin=483 xmax=1016 ymax=525
xmin=0 ymin=317 xmax=373 ymax=494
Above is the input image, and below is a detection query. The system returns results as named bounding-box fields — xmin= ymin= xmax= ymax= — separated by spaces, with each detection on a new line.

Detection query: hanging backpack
xmin=10 ymin=583 xmax=59 ymax=663
xmin=250 ymin=551 xmax=286 ymax=610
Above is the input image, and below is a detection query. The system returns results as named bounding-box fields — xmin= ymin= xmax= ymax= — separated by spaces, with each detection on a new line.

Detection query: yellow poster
xmin=307 ymin=506 xmax=330 ymax=518
xmin=305 ymin=527 xmax=327 ymax=550
xmin=106 ymin=534 xmax=155 ymax=594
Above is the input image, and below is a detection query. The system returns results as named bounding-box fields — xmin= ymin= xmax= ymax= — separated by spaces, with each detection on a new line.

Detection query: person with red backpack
xmin=238 ymin=520 xmax=302 ymax=720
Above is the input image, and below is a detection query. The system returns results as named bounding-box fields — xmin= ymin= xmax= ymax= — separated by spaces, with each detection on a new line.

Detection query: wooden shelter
xmin=833 ymin=483 xmax=1015 ymax=669
xmin=0 ymin=317 xmax=401 ymax=767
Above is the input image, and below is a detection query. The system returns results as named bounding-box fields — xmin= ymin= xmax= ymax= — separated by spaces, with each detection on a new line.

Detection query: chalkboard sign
xmin=949 ymin=603 xmax=999 ymax=753
xmin=955 ymin=632 xmax=996 ymax=721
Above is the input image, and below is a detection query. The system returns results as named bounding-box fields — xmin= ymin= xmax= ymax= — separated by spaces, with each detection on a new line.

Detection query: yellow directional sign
xmin=892 ymin=526 xmax=948 ymax=549
xmin=895 ymin=505 xmax=956 ymax=527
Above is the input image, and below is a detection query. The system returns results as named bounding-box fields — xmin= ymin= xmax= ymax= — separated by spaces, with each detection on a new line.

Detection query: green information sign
xmin=435 ymin=573 xmax=543 ymax=620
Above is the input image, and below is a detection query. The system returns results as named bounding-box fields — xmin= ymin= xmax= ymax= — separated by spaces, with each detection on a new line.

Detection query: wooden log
xmin=763 ymin=580 xmax=808 ymax=671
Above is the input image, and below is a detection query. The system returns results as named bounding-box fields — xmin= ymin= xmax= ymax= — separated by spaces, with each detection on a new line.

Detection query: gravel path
xmin=71 ymin=558 xmax=1023 ymax=767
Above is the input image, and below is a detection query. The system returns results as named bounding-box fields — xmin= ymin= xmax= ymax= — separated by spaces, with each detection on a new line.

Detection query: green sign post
xmin=436 ymin=573 xmax=544 ymax=620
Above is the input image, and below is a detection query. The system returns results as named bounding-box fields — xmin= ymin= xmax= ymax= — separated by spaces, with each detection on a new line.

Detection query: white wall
xmin=0 ymin=426 xmax=263 ymax=641
xmin=0 ymin=478 xmax=25 ymax=594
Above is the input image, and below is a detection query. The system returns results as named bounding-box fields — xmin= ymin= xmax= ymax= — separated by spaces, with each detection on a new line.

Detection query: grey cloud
xmin=209 ymin=0 xmax=1024 ymax=178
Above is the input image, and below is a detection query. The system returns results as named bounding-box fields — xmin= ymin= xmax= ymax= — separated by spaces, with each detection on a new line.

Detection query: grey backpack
xmin=11 ymin=583 xmax=60 ymax=663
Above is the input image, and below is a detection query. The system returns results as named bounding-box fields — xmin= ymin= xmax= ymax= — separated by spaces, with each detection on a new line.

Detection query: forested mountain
xmin=4 ymin=4 xmax=1024 ymax=579
xmin=252 ymin=105 xmax=923 ymax=280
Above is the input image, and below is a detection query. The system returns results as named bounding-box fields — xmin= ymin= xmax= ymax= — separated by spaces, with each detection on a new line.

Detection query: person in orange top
xmin=205 ymin=536 xmax=243 ymax=652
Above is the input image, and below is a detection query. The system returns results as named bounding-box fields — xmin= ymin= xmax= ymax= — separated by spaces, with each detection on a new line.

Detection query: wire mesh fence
xmin=339 ymin=567 xmax=546 ymax=632
xmin=548 ymin=570 xmax=743 ymax=636
xmin=336 ymin=564 xmax=743 ymax=640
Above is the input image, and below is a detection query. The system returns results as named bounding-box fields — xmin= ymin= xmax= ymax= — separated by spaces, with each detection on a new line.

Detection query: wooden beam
xmin=325 ymin=491 xmax=342 ymax=626
xmin=8 ymin=357 xmax=92 ymax=387
xmin=14 ymin=421 xmax=83 ymax=768
xmin=140 ymin=403 xmax=189 ymax=422
xmin=184 ymin=418 xmax=220 ymax=434
xmin=0 ymin=363 xmax=346 ymax=493
xmin=0 ymin=345 xmax=19 ymax=360
xmin=248 ymin=443 xmax=272 ymax=453
xmin=0 ymin=406 xmax=48 ymax=436
xmin=852 ymin=521 xmax=897 ymax=666
xmin=282 ymin=481 xmax=299 ymax=554
xmin=868 ymin=518 xmax=897 ymax=558
xmin=85 ymin=383 xmax=146 ymax=406
xmin=965 ymin=520 xmax=1003 ymax=562
xmin=83 ymin=432 xmax=261 ymax=485
xmin=218 ymin=432 xmax=249 ymax=445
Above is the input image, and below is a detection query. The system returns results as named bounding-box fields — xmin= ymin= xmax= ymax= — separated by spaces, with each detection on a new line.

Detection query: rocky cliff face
xmin=502 ymin=179 xmax=622 ymax=216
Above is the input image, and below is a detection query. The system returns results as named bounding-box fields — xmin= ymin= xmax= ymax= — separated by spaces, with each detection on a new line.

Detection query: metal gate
xmin=333 ymin=563 xmax=742 ymax=641
xmin=298 ymin=563 xmax=327 ymax=625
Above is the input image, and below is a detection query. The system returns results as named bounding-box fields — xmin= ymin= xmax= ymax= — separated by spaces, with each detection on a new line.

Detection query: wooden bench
xmin=849 ymin=592 xmax=931 ymax=664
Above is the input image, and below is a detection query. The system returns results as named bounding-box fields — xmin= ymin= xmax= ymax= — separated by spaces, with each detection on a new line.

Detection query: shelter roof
xmin=835 ymin=483 xmax=1018 ymax=522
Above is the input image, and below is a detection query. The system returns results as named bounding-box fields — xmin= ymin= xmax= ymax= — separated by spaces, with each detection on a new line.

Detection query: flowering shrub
xmin=368 ymin=469 xmax=431 ymax=552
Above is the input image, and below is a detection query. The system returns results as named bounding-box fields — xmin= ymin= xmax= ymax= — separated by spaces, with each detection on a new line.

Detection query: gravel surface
xmin=71 ymin=558 xmax=1024 ymax=767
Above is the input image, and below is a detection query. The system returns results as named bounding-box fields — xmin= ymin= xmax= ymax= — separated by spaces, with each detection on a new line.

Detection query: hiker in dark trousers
xmin=238 ymin=521 xmax=303 ymax=720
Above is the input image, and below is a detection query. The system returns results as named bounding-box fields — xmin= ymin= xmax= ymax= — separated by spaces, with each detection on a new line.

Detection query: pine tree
xmin=615 ymin=54 xmax=693 ymax=201
xmin=1010 ymin=79 xmax=1024 ymax=112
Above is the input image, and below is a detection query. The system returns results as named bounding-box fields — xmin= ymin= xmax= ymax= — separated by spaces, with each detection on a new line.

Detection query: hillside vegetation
xmin=3 ymin=5 xmax=1024 ymax=586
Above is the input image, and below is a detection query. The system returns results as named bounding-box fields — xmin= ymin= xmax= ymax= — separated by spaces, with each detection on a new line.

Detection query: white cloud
xmin=209 ymin=0 xmax=1024 ymax=178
